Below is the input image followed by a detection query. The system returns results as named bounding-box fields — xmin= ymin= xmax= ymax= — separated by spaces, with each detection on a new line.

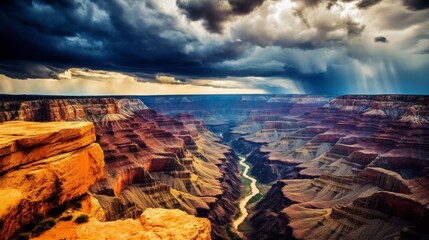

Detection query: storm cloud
xmin=402 ymin=0 xmax=429 ymax=10
xmin=176 ymin=0 xmax=266 ymax=32
xmin=0 ymin=0 xmax=428 ymax=95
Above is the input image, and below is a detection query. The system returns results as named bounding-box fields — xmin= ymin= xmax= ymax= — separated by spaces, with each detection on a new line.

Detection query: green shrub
xmin=247 ymin=193 xmax=263 ymax=205
xmin=226 ymin=224 xmax=242 ymax=240
xmin=32 ymin=218 xmax=56 ymax=236
xmin=59 ymin=215 xmax=73 ymax=221
xmin=74 ymin=214 xmax=89 ymax=224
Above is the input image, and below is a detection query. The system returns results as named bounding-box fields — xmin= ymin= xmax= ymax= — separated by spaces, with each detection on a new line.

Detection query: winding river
xmin=233 ymin=156 xmax=260 ymax=231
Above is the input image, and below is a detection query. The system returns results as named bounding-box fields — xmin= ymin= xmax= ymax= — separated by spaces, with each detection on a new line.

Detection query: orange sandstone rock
xmin=0 ymin=121 xmax=104 ymax=239
xmin=79 ymin=208 xmax=211 ymax=240
xmin=33 ymin=208 xmax=211 ymax=240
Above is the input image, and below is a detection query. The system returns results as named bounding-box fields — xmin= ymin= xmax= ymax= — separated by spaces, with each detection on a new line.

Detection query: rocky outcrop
xmin=33 ymin=208 xmax=211 ymax=240
xmin=77 ymin=208 xmax=210 ymax=240
xmin=0 ymin=121 xmax=104 ymax=240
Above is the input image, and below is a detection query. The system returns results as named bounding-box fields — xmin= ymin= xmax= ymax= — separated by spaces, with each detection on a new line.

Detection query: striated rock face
xmin=0 ymin=121 xmax=97 ymax=174
xmin=0 ymin=121 xmax=104 ymax=239
xmin=0 ymin=97 xmax=238 ymax=239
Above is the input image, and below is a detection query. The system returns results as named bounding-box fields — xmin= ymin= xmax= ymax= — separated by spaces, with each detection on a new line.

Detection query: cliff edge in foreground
xmin=0 ymin=121 xmax=211 ymax=240
xmin=0 ymin=121 xmax=104 ymax=239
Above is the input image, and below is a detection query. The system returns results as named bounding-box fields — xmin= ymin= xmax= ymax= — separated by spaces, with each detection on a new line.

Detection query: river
xmin=233 ymin=156 xmax=260 ymax=231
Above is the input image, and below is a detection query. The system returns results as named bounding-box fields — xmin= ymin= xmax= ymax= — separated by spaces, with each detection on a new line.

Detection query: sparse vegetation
xmin=247 ymin=193 xmax=263 ymax=205
xmin=16 ymin=233 xmax=30 ymax=240
xmin=66 ymin=200 xmax=82 ymax=210
xmin=234 ymin=210 xmax=242 ymax=219
xmin=74 ymin=214 xmax=89 ymax=224
xmin=59 ymin=215 xmax=73 ymax=221
xmin=226 ymin=224 xmax=242 ymax=240
xmin=32 ymin=218 xmax=56 ymax=236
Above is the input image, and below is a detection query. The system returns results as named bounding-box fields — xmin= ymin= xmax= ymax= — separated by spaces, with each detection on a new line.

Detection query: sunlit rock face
xmin=0 ymin=97 xmax=240 ymax=239
xmin=33 ymin=208 xmax=211 ymax=240
xmin=76 ymin=208 xmax=211 ymax=240
xmin=0 ymin=121 xmax=104 ymax=239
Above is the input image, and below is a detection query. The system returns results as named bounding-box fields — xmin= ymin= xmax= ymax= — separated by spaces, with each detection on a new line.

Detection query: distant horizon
xmin=1 ymin=92 xmax=429 ymax=99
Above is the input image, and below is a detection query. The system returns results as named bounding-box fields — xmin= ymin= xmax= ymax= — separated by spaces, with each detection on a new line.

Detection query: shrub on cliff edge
xmin=32 ymin=218 xmax=56 ymax=236
xmin=74 ymin=214 xmax=89 ymax=224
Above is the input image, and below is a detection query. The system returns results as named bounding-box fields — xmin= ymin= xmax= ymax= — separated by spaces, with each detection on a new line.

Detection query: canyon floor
xmin=0 ymin=94 xmax=428 ymax=240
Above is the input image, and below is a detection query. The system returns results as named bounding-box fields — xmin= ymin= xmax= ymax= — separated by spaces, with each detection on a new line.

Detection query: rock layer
xmin=0 ymin=121 xmax=104 ymax=240
xmin=77 ymin=208 xmax=211 ymax=240
xmin=33 ymin=208 xmax=211 ymax=240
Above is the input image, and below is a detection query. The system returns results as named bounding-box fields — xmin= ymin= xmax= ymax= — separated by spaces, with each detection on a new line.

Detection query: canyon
xmin=0 ymin=94 xmax=428 ymax=239
xmin=144 ymin=95 xmax=429 ymax=239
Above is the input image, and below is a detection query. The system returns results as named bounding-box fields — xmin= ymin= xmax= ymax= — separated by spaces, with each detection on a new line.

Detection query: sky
xmin=0 ymin=0 xmax=428 ymax=95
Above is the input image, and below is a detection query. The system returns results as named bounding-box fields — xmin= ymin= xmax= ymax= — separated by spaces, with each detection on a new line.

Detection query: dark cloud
xmin=229 ymin=0 xmax=266 ymax=13
xmin=0 ymin=62 xmax=66 ymax=79
xmin=356 ymin=0 xmax=383 ymax=9
xmin=374 ymin=36 xmax=389 ymax=43
xmin=299 ymin=0 xmax=384 ymax=10
xmin=176 ymin=0 xmax=265 ymax=32
xmin=0 ymin=0 xmax=250 ymax=78
xmin=403 ymin=0 xmax=429 ymax=10
xmin=176 ymin=0 xmax=229 ymax=33
xmin=318 ymin=0 xmax=428 ymax=10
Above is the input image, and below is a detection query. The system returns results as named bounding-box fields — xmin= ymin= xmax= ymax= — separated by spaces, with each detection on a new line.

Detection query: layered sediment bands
xmin=357 ymin=167 xmax=411 ymax=193
xmin=0 ymin=121 xmax=104 ymax=239
xmin=231 ymin=137 xmax=262 ymax=156
xmin=0 ymin=97 xmax=240 ymax=239
xmin=92 ymin=106 xmax=241 ymax=239
xmin=249 ymin=95 xmax=429 ymax=239
xmin=0 ymin=121 xmax=96 ymax=174
xmin=249 ymin=181 xmax=293 ymax=240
